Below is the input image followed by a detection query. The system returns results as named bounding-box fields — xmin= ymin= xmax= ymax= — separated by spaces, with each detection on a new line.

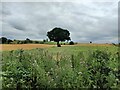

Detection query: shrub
xmin=90 ymin=41 xmax=92 ymax=43
xmin=58 ymin=44 xmax=61 ymax=47
xmin=69 ymin=41 xmax=74 ymax=45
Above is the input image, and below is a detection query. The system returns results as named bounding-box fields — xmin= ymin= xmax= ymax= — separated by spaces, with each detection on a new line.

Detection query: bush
xmin=69 ymin=41 xmax=74 ymax=45
xmin=58 ymin=44 xmax=61 ymax=47
xmin=90 ymin=41 xmax=92 ymax=43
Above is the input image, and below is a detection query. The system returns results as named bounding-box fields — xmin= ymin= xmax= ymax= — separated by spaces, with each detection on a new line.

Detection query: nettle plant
xmin=2 ymin=48 xmax=119 ymax=89
xmin=86 ymin=50 xmax=118 ymax=89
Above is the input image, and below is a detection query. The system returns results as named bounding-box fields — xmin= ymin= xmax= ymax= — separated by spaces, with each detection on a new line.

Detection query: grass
xmin=45 ymin=45 xmax=118 ymax=55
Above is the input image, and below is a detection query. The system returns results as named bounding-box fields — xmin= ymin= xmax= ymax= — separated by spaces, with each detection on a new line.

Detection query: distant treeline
xmin=0 ymin=37 xmax=76 ymax=45
xmin=0 ymin=37 xmax=49 ymax=44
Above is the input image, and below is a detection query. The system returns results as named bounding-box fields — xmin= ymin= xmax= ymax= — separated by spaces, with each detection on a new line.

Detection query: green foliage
xmin=47 ymin=27 xmax=71 ymax=47
xmin=1 ymin=46 xmax=119 ymax=89
xmin=0 ymin=37 xmax=13 ymax=44
xmin=47 ymin=27 xmax=70 ymax=42
xmin=0 ymin=36 xmax=70 ymax=45
xmin=69 ymin=41 xmax=74 ymax=45
xmin=86 ymin=50 xmax=119 ymax=89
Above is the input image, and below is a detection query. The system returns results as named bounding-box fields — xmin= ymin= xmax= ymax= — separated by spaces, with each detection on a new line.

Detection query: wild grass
xmin=1 ymin=45 xmax=119 ymax=89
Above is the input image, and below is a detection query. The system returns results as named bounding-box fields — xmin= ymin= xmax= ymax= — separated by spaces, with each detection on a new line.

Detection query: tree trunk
xmin=57 ymin=41 xmax=61 ymax=47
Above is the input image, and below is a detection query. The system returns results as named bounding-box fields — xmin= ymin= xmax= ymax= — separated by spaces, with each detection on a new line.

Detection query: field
xmin=0 ymin=44 xmax=120 ymax=89
xmin=0 ymin=43 xmax=114 ymax=51
xmin=0 ymin=44 xmax=55 ymax=51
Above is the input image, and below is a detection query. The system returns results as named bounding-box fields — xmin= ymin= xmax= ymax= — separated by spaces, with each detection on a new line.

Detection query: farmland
xmin=0 ymin=44 xmax=55 ymax=51
xmin=0 ymin=43 xmax=114 ymax=51
xmin=0 ymin=44 xmax=120 ymax=89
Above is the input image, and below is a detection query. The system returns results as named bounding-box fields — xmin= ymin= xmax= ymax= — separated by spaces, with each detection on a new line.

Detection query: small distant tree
xmin=43 ymin=39 xmax=46 ymax=43
xmin=0 ymin=38 xmax=2 ymax=44
xmin=0 ymin=37 xmax=7 ymax=44
xmin=7 ymin=39 xmax=13 ymax=44
xmin=25 ymin=38 xmax=32 ymax=44
xmin=17 ymin=41 xmax=20 ymax=44
xmin=14 ymin=39 xmax=16 ymax=41
xmin=69 ymin=41 xmax=74 ymax=45
xmin=43 ymin=39 xmax=48 ymax=43
xmin=19 ymin=41 xmax=24 ymax=44
xmin=46 ymin=39 xmax=48 ymax=42
xmin=112 ymin=43 xmax=116 ymax=46
xmin=47 ymin=27 xmax=71 ymax=47
xmin=35 ymin=41 xmax=39 ymax=44
xmin=90 ymin=41 xmax=92 ymax=43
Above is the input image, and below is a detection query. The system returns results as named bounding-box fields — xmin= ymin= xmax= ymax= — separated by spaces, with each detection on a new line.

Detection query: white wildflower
xmin=34 ymin=60 xmax=37 ymax=63
xmin=114 ymin=68 xmax=117 ymax=71
xmin=46 ymin=73 xmax=48 ymax=76
xmin=56 ymin=75 xmax=58 ymax=78
xmin=116 ymin=78 xmax=119 ymax=81
xmin=48 ymin=81 xmax=50 ymax=83
xmin=54 ymin=83 xmax=56 ymax=86
xmin=10 ymin=78 xmax=14 ymax=81
xmin=51 ymin=78 xmax=54 ymax=81
xmin=51 ymin=68 xmax=53 ymax=71
xmin=78 ymin=72 xmax=82 ymax=74
xmin=47 ymin=72 xmax=50 ymax=74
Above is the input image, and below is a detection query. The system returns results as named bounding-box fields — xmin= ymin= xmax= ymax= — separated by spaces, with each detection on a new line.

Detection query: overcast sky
xmin=0 ymin=2 xmax=118 ymax=43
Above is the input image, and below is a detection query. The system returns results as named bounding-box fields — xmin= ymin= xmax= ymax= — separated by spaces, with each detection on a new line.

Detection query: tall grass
xmin=1 ymin=47 xmax=119 ymax=89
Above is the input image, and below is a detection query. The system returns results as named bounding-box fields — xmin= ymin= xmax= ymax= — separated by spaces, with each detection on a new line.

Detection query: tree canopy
xmin=47 ymin=27 xmax=71 ymax=47
xmin=0 ymin=37 xmax=9 ymax=44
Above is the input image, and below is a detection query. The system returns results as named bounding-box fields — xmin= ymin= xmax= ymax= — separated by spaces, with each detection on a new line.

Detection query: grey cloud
xmin=1 ymin=2 xmax=118 ymax=43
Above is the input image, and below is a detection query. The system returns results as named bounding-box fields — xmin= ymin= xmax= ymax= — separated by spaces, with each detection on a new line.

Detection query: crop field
xmin=0 ymin=43 xmax=114 ymax=51
xmin=0 ymin=44 xmax=120 ymax=89
xmin=0 ymin=44 xmax=56 ymax=51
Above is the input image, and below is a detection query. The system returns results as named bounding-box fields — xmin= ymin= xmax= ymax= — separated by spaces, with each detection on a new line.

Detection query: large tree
xmin=47 ymin=27 xmax=71 ymax=47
